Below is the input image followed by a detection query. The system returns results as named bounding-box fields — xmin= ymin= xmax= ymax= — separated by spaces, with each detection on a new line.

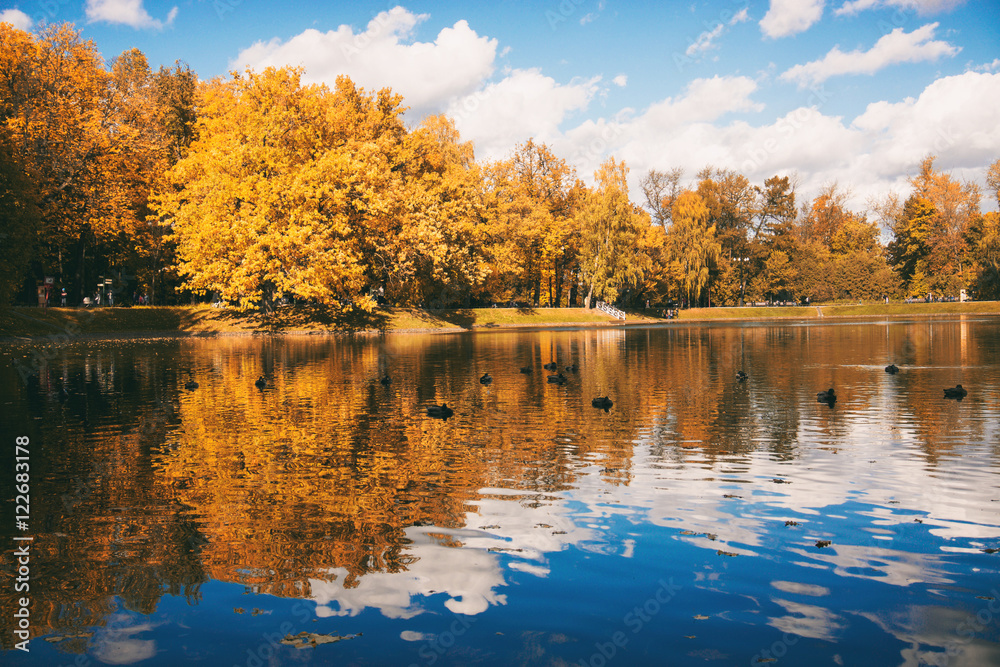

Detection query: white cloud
xmin=780 ymin=23 xmax=959 ymax=88
xmin=970 ymin=58 xmax=1000 ymax=73
xmin=851 ymin=71 xmax=1000 ymax=177
xmin=233 ymin=7 xmax=497 ymax=117
xmin=686 ymin=23 xmax=725 ymax=56
xmin=448 ymin=69 xmax=600 ymax=161
xmin=451 ymin=69 xmax=997 ymax=213
xmin=612 ymin=74 xmax=628 ymax=87
xmin=834 ymin=0 xmax=966 ymax=16
xmin=553 ymin=75 xmax=766 ymax=182
xmin=0 ymin=8 xmax=32 ymax=31
xmin=602 ymin=71 xmax=999 ymax=213
xmin=760 ymin=0 xmax=825 ymax=39
xmin=85 ymin=0 xmax=177 ymax=30
xmin=686 ymin=7 xmax=750 ymax=57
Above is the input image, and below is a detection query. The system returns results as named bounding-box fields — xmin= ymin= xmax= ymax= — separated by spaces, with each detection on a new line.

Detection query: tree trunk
xmin=78 ymin=238 xmax=86 ymax=305
xmin=554 ymin=260 xmax=563 ymax=307
xmin=584 ymin=285 xmax=593 ymax=309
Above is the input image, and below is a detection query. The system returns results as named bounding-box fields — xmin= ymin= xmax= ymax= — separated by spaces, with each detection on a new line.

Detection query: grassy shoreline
xmin=2 ymin=301 xmax=1000 ymax=340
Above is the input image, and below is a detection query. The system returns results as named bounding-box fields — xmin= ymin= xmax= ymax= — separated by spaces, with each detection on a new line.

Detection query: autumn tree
xmin=888 ymin=156 xmax=981 ymax=296
xmin=478 ymin=140 xmax=581 ymax=306
xmin=969 ymin=211 xmax=1000 ymax=298
xmin=394 ymin=114 xmax=486 ymax=307
xmin=0 ymin=127 xmax=39 ymax=304
xmin=668 ymin=190 xmax=721 ymax=306
xmin=640 ymin=167 xmax=683 ymax=232
xmin=0 ymin=23 xmax=124 ymax=303
xmin=158 ymin=68 xmax=377 ymax=312
xmin=985 ymin=158 xmax=1000 ymax=205
xmin=755 ymin=250 xmax=796 ymax=302
xmin=887 ymin=195 xmax=935 ymax=291
xmin=578 ymin=158 xmax=648 ymax=307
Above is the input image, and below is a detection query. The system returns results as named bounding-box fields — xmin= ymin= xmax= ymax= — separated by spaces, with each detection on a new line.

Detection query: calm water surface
xmin=2 ymin=318 xmax=999 ymax=666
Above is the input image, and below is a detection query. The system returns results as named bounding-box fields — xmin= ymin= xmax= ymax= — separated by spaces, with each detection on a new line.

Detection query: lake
xmin=2 ymin=318 xmax=999 ymax=666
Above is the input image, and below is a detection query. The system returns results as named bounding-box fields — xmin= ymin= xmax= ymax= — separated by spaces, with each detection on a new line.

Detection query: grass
xmin=2 ymin=300 xmax=998 ymax=339
xmin=0 ymin=304 xmax=628 ymax=337
xmin=679 ymin=306 xmax=817 ymax=320
xmin=819 ymin=301 xmax=1000 ymax=317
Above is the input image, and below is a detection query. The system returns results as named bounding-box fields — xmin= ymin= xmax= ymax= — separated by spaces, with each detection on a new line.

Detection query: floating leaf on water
xmin=44 ymin=632 xmax=93 ymax=643
xmin=681 ymin=530 xmax=697 ymax=535
xmin=723 ymin=494 xmax=742 ymax=499
xmin=976 ymin=595 xmax=996 ymax=600
xmin=771 ymin=478 xmax=790 ymax=484
xmin=785 ymin=521 xmax=799 ymax=526
xmin=693 ymin=615 xmax=710 ymax=620
xmin=717 ymin=550 xmax=738 ymax=557
xmin=983 ymin=547 xmax=998 ymax=554
xmin=281 ymin=631 xmax=360 ymax=649
xmin=815 ymin=540 xmax=832 ymax=548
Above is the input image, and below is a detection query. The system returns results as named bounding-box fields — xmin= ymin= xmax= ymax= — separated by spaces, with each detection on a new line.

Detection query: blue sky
xmin=3 ymin=0 xmax=999 ymax=211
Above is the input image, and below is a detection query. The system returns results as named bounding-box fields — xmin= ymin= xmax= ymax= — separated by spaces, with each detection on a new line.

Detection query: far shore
xmin=2 ymin=301 xmax=1000 ymax=341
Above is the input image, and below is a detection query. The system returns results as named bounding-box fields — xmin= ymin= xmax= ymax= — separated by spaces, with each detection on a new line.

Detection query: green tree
xmin=887 ymin=195 xmax=935 ymax=290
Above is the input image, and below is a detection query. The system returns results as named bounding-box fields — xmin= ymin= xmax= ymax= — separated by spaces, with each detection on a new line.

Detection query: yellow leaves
xmin=668 ymin=190 xmax=721 ymax=301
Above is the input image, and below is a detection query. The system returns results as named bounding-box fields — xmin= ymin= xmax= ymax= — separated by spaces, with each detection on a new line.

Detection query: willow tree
xmin=669 ymin=190 xmax=720 ymax=306
xmin=578 ymin=158 xmax=648 ymax=307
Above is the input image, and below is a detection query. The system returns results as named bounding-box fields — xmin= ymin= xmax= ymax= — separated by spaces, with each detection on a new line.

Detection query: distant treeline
xmin=2 ymin=23 xmax=999 ymax=311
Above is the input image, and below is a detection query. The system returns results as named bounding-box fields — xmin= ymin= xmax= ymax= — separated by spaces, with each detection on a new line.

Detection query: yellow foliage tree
xmin=478 ymin=140 xmax=582 ymax=306
xmin=393 ymin=114 xmax=486 ymax=307
xmin=0 ymin=23 xmax=125 ymax=301
xmin=668 ymin=190 xmax=720 ymax=306
xmin=579 ymin=158 xmax=648 ymax=307
xmin=158 ymin=69 xmax=395 ymax=312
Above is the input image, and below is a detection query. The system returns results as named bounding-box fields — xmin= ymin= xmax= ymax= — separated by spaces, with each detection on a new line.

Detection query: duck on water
xmin=426 ymin=403 xmax=454 ymax=419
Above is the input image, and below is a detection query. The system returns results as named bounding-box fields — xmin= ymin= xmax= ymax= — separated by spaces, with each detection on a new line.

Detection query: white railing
xmin=596 ymin=301 xmax=625 ymax=320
